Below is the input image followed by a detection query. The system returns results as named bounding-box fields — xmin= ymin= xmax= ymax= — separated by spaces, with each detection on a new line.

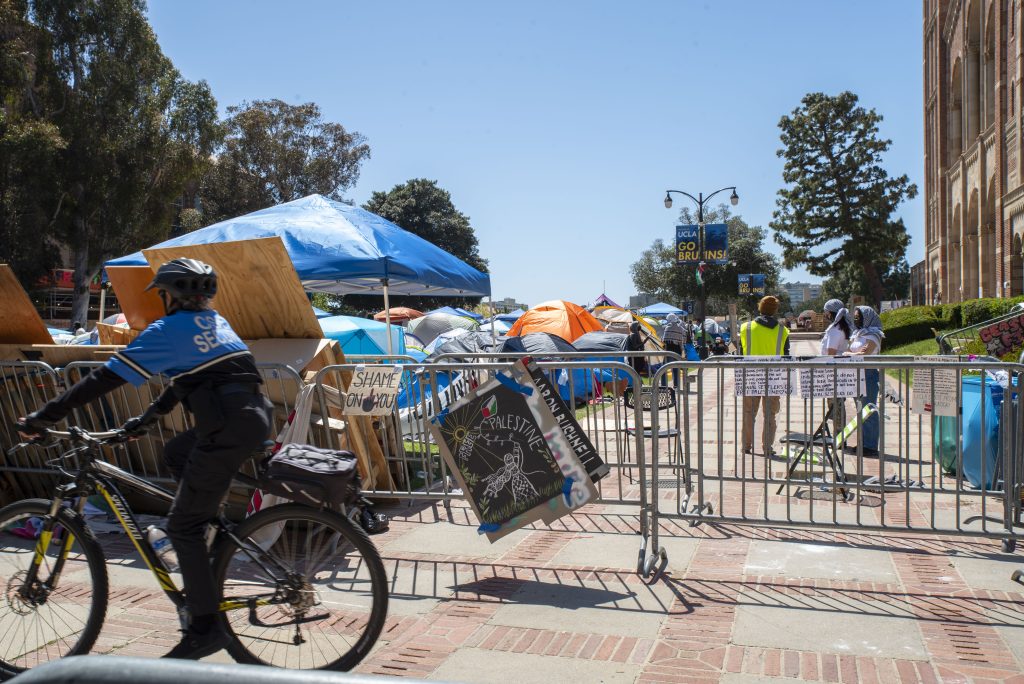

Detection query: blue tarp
xmin=639 ymin=302 xmax=685 ymax=317
xmin=319 ymin=315 xmax=406 ymax=356
xmin=427 ymin=306 xmax=482 ymax=321
xmin=105 ymin=194 xmax=490 ymax=297
xmin=494 ymin=308 xmax=525 ymax=322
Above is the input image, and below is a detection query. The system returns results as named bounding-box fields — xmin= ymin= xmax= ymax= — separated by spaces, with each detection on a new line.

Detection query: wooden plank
xmin=21 ymin=344 xmax=122 ymax=368
xmin=97 ymin=323 xmax=138 ymax=346
xmin=142 ymin=237 xmax=321 ymax=340
xmin=105 ymin=266 xmax=163 ymax=331
xmin=0 ymin=265 xmax=52 ymax=344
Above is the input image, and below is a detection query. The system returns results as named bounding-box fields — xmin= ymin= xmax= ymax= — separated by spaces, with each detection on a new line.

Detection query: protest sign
xmin=343 ymin=365 xmax=404 ymax=415
xmin=734 ymin=361 xmax=797 ymax=396
xmin=429 ymin=359 xmax=597 ymax=541
xmin=797 ymin=358 xmax=864 ymax=398
xmin=911 ymin=357 xmax=960 ymax=417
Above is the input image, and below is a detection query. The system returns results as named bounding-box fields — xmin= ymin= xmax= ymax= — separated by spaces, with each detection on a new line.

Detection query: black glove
xmin=121 ymin=410 xmax=160 ymax=436
xmin=16 ymin=414 xmax=53 ymax=439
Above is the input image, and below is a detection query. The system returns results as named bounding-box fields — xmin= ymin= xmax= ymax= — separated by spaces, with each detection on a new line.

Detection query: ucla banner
xmin=738 ymin=273 xmax=766 ymax=295
xmin=675 ymin=224 xmax=729 ymax=264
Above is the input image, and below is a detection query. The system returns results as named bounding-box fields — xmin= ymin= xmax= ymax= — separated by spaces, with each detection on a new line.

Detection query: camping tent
xmin=425 ymin=332 xmax=505 ymax=361
xmin=427 ymin=306 xmax=482 ymax=321
xmin=592 ymin=306 xmax=661 ymax=342
xmin=638 ymin=302 xmax=685 ymax=317
xmin=319 ymin=316 xmax=406 ymax=356
xmin=480 ymin=319 xmax=513 ymax=335
xmin=593 ymin=293 xmax=621 ymax=308
xmin=373 ymin=307 xmax=424 ymax=323
xmin=407 ymin=311 xmax=479 ymax=346
xmin=573 ymin=331 xmax=629 ymax=353
xmin=507 ymin=300 xmax=603 ymax=342
xmin=494 ymin=308 xmax=525 ymax=322
xmin=105 ymin=194 xmax=491 ymax=352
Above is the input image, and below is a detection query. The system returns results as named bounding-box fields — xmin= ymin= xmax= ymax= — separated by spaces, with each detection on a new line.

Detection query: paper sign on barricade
xmin=342 ymin=365 xmax=404 ymax=415
xmin=797 ymin=357 xmax=865 ymax=398
xmin=733 ymin=359 xmax=797 ymax=396
xmin=911 ymin=357 xmax=959 ymax=417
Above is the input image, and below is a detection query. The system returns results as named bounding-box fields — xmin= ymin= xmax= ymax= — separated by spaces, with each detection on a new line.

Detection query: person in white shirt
xmin=820 ymin=299 xmax=853 ymax=431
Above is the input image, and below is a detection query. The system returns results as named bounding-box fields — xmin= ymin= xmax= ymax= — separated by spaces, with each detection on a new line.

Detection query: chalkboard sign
xmin=525 ymin=362 xmax=608 ymax=482
xmin=429 ymin=359 xmax=597 ymax=541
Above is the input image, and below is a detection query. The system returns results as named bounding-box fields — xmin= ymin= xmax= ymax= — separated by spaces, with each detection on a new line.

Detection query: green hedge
xmin=877 ymin=296 xmax=1024 ymax=348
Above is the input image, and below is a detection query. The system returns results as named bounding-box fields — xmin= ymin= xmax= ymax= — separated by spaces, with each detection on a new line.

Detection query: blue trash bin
xmin=960 ymin=375 xmax=1004 ymax=490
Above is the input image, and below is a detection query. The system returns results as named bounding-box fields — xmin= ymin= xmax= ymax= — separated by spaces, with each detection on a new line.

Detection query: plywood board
xmin=97 ymin=323 xmax=138 ymax=346
xmin=105 ymin=266 xmax=163 ymax=331
xmin=20 ymin=344 xmax=122 ymax=368
xmin=0 ymin=265 xmax=52 ymax=345
xmin=142 ymin=237 xmax=321 ymax=340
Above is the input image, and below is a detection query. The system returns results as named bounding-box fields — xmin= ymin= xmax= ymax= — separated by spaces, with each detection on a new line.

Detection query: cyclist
xmin=17 ymin=258 xmax=272 ymax=660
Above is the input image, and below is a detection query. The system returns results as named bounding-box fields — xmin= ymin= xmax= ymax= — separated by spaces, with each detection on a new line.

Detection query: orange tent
xmin=373 ymin=307 xmax=424 ymax=323
xmin=507 ymin=300 xmax=604 ymax=342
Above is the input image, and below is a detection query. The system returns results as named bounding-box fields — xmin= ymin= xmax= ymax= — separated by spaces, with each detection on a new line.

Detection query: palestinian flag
xmin=481 ymin=395 xmax=498 ymax=418
xmin=696 ymin=261 xmax=706 ymax=286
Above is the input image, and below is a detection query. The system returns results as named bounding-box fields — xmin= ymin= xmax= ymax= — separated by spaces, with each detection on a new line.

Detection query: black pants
xmin=163 ymin=391 xmax=272 ymax=617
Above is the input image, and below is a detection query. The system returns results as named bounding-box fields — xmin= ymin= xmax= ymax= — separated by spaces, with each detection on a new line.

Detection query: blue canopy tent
xmin=638 ymin=302 xmax=686 ymax=318
xmin=319 ymin=316 xmax=406 ymax=356
xmin=105 ymin=194 xmax=491 ymax=353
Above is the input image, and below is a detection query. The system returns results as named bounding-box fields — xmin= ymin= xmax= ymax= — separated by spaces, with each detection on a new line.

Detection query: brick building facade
xmin=924 ymin=0 xmax=1024 ymax=304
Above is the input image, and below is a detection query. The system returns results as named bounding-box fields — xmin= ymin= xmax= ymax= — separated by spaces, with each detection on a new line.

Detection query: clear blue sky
xmin=147 ymin=0 xmax=923 ymax=308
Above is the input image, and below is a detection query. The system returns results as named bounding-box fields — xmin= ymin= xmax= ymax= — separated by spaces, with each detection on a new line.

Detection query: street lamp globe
xmin=730 ymin=190 xmax=739 ymax=206
xmin=664 ymin=194 xmax=673 ymax=209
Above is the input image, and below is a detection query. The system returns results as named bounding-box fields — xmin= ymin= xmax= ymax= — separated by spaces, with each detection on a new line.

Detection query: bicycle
xmin=0 ymin=426 xmax=388 ymax=680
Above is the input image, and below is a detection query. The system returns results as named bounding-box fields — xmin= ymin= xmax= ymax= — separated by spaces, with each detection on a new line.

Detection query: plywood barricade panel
xmin=0 ymin=265 xmax=53 ymax=345
xmin=142 ymin=237 xmax=322 ymax=340
xmin=19 ymin=345 xmax=122 ymax=368
xmin=96 ymin=323 xmax=139 ymax=346
xmin=105 ymin=266 xmax=163 ymax=331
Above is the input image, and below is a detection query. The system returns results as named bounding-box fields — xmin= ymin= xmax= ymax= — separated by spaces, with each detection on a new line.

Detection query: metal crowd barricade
xmin=313 ymin=356 xmax=663 ymax=574
xmin=646 ymin=355 xmax=1024 ymax=578
xmin=0 ymin=361 xmax=67 ymax=500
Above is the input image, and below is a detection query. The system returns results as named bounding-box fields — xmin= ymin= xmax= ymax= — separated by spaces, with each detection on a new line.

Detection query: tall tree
xmin=351 ymin=178 xmax=488 ymax=311
xmin=770 ymin=91 xmax=917 ymax=307
xmin=820 ymin=258 xmax=911 ymax=305
xmin=198 ymin=100 xmax=370 ymax=224
xmin=16 ymin=0 xmax=221 ymax=324
xmin=630 ymin=205 xmax=782 ymax=317
xmin=0 ymin=0 xmax=65 ymax=287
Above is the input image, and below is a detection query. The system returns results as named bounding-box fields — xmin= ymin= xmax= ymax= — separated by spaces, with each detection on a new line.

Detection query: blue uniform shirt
xmin=105 ymin=311 xmax=250 ymax=387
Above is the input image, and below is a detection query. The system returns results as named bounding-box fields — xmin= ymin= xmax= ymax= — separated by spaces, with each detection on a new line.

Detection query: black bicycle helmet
xmin=145 ymin=258 xmax=217 ymax=298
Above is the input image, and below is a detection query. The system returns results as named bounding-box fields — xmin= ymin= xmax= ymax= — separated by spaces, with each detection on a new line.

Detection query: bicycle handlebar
xmin=7 ymin=426 xmax=133 ymax=456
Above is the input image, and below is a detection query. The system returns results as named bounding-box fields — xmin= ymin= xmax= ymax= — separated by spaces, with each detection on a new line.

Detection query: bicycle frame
xmin=21 ymin=436 xmax=281 ymax=621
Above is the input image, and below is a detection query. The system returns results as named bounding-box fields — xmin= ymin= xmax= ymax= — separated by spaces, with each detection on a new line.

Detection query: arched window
xmin=950 ymin=58 xmax=964 ymax=159
xmin=985 ymin=4 xmax=996 ymax=126
xmin=967 ymin=0 xmax=982 ymax=139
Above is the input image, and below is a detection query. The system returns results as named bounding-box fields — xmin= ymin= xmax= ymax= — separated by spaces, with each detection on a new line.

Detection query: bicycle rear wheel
xmin=213 ymin=503 xmax=388 ymax=671
xmin=0 ymin=499 xmax=108 ymax=680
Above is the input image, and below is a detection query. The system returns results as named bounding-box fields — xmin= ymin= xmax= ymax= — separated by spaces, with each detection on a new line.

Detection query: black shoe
xmin=163 ymin=625 xmax=230 ymax=660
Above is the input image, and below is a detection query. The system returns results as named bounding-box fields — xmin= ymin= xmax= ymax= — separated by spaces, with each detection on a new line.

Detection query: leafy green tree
xmin=198 ymin=100 xmax=370 ymax=224
xmin=820 ymin=258 xmax=911 ymax=305
xmin=770 ymin=91 xmax=917 ymax=307
xmin=0 ymin=0 xmax=65 ymax=287
xmin=15 ymin=0 xmax=221 ymax=324
xmin=349 ymin=178 xmax=488 ymax=312
xmin=630 ymin=205 xmax=782 ymax=318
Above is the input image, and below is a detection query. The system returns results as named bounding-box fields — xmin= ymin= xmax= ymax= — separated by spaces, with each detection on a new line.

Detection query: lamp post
xmin=663 ymin=186 xmax=739 ymax=358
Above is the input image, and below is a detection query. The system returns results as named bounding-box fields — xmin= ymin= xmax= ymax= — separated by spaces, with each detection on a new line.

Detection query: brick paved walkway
xmin=5 ymin=339 xmax=1023 ymax=682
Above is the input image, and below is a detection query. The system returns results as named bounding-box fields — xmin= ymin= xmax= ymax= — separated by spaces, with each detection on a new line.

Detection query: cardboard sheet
xmin=0 ymin=265 xmax=52 ymax=345
xmin=142 ymin=237 xmax=321 ymax=340
xmin=105 ymin=265 xmax=163 ymax=331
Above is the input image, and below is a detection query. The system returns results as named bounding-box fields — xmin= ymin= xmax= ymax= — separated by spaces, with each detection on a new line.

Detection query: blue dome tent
xmin=105 ymin=194 xmax=491 ymax=353
xmin=319 ymin=316 xmax=406 ymax=356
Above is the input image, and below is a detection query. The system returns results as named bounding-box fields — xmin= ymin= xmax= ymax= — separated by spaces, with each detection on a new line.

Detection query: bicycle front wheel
xmin=213 ymin=503 xmax=388 ymax=671
xmin=0 ymin=499 xmax=108 ymax=680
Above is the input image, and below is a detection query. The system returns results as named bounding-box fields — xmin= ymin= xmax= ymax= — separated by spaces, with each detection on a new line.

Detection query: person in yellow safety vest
xmin=737 ymin=295 xmax=790 ymax=457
